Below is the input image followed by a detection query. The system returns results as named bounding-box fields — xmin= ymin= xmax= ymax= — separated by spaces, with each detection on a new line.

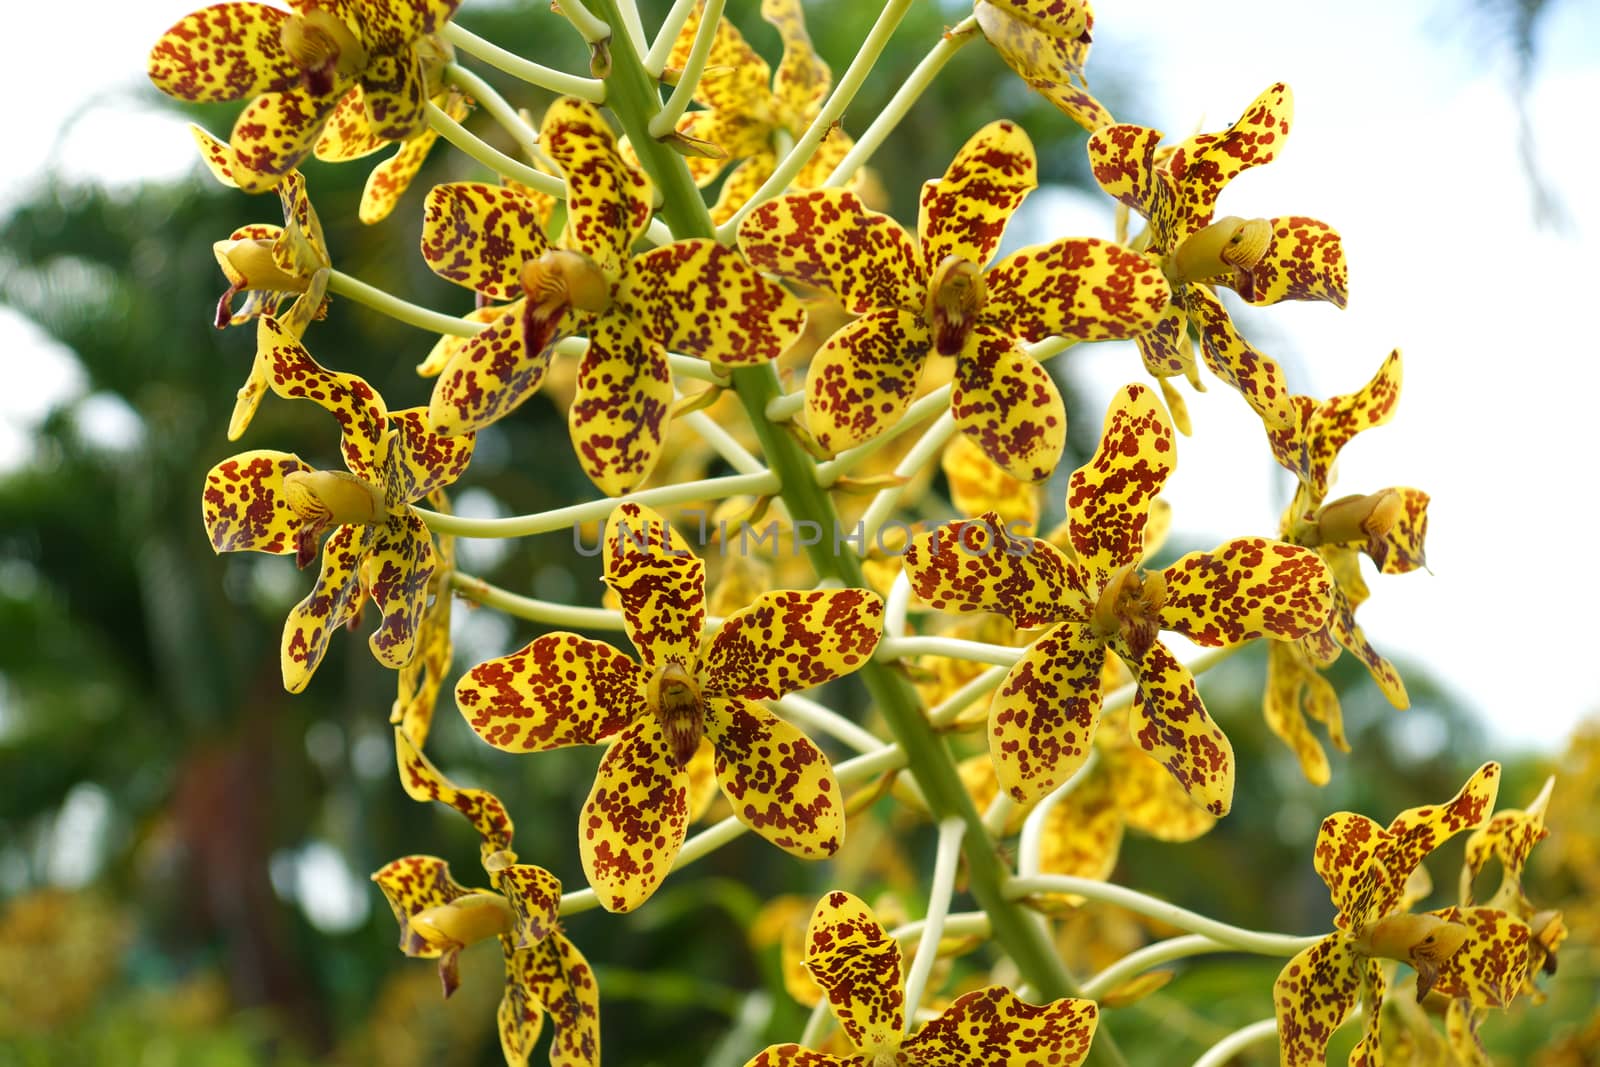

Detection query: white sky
xmin=5 ymin=0 xmax=1598 ymax=750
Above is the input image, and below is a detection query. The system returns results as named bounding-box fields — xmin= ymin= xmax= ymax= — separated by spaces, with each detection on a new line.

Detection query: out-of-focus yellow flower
xmin=974 ymin=0 xmax=1113 ymax=131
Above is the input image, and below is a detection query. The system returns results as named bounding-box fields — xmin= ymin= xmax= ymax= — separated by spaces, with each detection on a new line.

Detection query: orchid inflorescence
xmin=152 ymin=0 xmax=1559 ymax=1063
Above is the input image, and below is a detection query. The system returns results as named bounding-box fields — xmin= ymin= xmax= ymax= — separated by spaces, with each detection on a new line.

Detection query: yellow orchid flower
xmin=420 ymin=96 xmax=807 ymax=494
xmin=1088 ymin=83 xmax=1348 ymax=429
xmin=1274 ymin=764 xmax=1536 ymax=1066
xmin=739 ymin=120 xmax=1170 ymax=482
xmin=745 ymin=890 xmax=1100 ymax=1067
xmin=452 ymin=503 xmax=883 ymax=912
xmin=905 ymin=383 xmax=1333 ymax=816
xmin=149 ymin=0 xmax=460 ymax=191
xmin=201 ymin=328 xmax=473 ymax=691
xmin=315 ymin=81 xmax=472 ymax=224
xmin=975 ymin=0 xmax=1114 ymax=131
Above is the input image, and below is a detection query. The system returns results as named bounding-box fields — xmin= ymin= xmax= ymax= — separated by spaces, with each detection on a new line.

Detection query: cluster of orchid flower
xmin=152 ymin=0 xmax=1564 ymax=1063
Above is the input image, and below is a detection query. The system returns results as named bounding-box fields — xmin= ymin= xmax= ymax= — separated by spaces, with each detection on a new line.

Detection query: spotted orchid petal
xmin=394 ymin=727 xmax=515 ymax=855
xmin=190 ymin=123 xmax=282 ymax=192
xmin=417 ymin=306 xmax=503 ymax=378
xmin=1319 ymin=573 xmax=1408 ymax=709
xmin=359 ymin=0 xmax=460 ymax=48
xmin=363 ymin=512 xmax=435 ymax=669
xmin=1158 ymin=538 xmax=1333 ymax=646
xmin=1229 ymin=217 xmax=1347 ymax=308
xmin=370 ymin=853 xmax=476 ymax=992
xmin=1130 ymin=297 xmax=1194 ymax=383
xmin=941 ymin=433 xmax=1040 ymax=533
xmin=454 ymin=633 xmax=644 ymax=753
xmin=743 ymin=1047 xmax=852 ymax=1067
xmin=1462 ymin=789 xmax=1551 ymax=904
xmin=904 ymin=513 xmax=1083 ymax=629
xmin=1269 ymin=350 xmax=1403 ymax=498
xmin=1164 ymin=82 xmax=1293 ymax=240
xmin=148 ymin=3 xmax=300 ymax=104
xmin=498 ymin=947 xmax=547 ymax=1066
xmin=707 ymin=151 xmax=779 ymax=225
xmin=382 ymin=408 xmax=475 ymax=506
xmin=1378 ymin=763 xmax=1501 ymax=898
xmin=1273 ymin=934 xmax=1364 ymax=1067
xmin=983 ymin=238 xmax=1171 ymax=345
xmin=701 ymin=590 xmax=883 ymax=701
xmin=990 ymin=622 xmax=1108 ymax=804
xmin=738 ymin=189 xmax=925 ymax=315
xmin=230 ymin=89 xmax=344 ymax=192
xmin=917 ymin=120 xmax=1037 ymax=274
xmin=1067 ymin=383 xmax=1175 ymax=584
xmin=422 ymin=183 xmax=557 ymax=301
xmin=706 ymin=697 xmax=843 ymax=859
xmin=618 ymin=239 xmax=808 ymax=366
xmin=1427 ymin=907 xmax=1532 ymax=1009
xmin=282 ymin=523 xmax=377 ymax=692
xmin=674 ymin=110 xmax=769 ymax=187
xmin=579 ymin=717 xmax=690 ymax=913
xmin=803 ymin=890 xmax=904 ymax=1055
xmin=360 ymin=123 xmax=443 ymax=224
xmin=605 ymin=503 xmax=705 ymax=671
xmin=314 ymin=87 xmax=387 ymax=162
xmin=508 ymin=931 xmax=601 ymax=1067
xmin=428 ymin=300 xmax=566 ymax=437
xmin=1087 ymin=123 xmax=1170 ymax=231
xmin=391 ymin=535 xmax=450 ymax=741
xmin=202 ymin=450 xmax=312 ymax=555
xmin=1263 ymin=639 xmax=1345 ymax=787
xmin=1036 ymin=767 xmax=1123 ymax=884
xmin=358 ymin=49 xmax=427 ymax=141
xmin=570 ymin=312 xmax=674 ymax=495
xmin=541 ymin=97 xmax=653 ymax=275
xmin=763 ymin=0 xmax=831 ymax=118
xmin=229 ymin=269 xmax=330 ymax=441
xmin=901 ymin=985 xmax=1099 ymax=1067
xmin=1100 ymin=708 xmax=1219 ymax=842
xmin=1181 ymin=285 xmax=1294 ymax=429
xmin=953 ymin=324 xmax=1066 ymax=483
xmin=803 ymin=308 xmax=931 ymax=454
xmin=262 ymin=320 xmax=389 ymax=480
xmin=975 ymin=2 xmax=1112 ymax=134
xmin=669 ymin=2 xmax=771 ymax=114
xmin=1118 ymin=638 xmax=1234 ymax=816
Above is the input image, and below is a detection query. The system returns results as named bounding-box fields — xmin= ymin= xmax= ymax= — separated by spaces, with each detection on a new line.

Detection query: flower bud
xmin=408 ymin=891 xmax=514 ymax=950
xmin=1169 ymin=216 xmax=1272 ymax=284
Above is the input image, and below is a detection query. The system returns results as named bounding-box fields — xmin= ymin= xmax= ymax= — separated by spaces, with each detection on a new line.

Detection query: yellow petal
xmin=281 ymin=523 xmax=376 ymax=693
xmin=189 ymin=123 xmax=282 ymax=192
xmin=1118 ymin=638 xmax=1234 ymax=817
xmin=1427 ymin=906 xmax=1532 ymax=1009
xmin=902 ymin=985 xmax=1098 ymax=1066
xmin=738 ymin=189 xmax=925 ymax=315
xmin=803 ymin=308 xmax=931 ymax=454
xmin=904 ymin=513 xmax=1085 ymax=629
xmin=370 ymin=854 xmax=476 ymax=961
xmin=360 ymin=126 xmax=440 ymax=224
xmin=1066 ymin=383 xmax=1175 ymax=584
xmin=1262 ymin=640 xmax=1337 ymax=787
xmin=604 ymin=502 xmax=705 ymax=671
xmin=261 ymin=318 xmax=389 ymax=481
xmin=1181 ymin=285 xmax=1293 ymax=431
xmin=382 ymin=408 xmax=476 ymax=505
xmin=230 ymin=88 xmax=342 ymax=192
xmin=149 ymin=3 xmax=301 ymax=103
xmin=708 ymin=151 xmax=778 ymax=225
xmin=514 ymin=931 xmax=602 ymax=1067
xmin=670 ymin=1 xmax=771 ymax=113
xmin=763 ymin=0 xmax=831 ymax=118
xmin=202 ymin=450 xmax=312 ymax=555
xmin=1231 ymin=216 xmax=1348 ymax=308
xmin=706 ymin=697 xmax=844 ymax=859
xmin=454 ymin=633 xmax=644 ymax=752
xmin=427 ymin=300 xmax=567 ymax=437
xmin=990 ymin=623 xmax=1108 ymax=804
xmin=1158 ymin=537 xmax=1333 ymax=646
xmin=1101 ymin=708 xmax=1218 ymax=842
xmin=1036 ymin=767 xmax=1124 ymax=887
xmin=976 ymin=3 xmax=1113 ymax=133
xmin=314 ymin=86 xmax=386 ymax=162
xmin=421 ymin=183 xmax=557 ymax=301
xmin=394 ymin=727 xmax=515 ymax=855
xmin=702 ymin=589 xmax=883 ymax=700
xmin=1272 ymin=934 xmax=1364 ymax=1067
xmin=358 ymin=49 xmax=428 ymax=141
xmin=941 ymin=432 xmax=1040 ymax=533
xmin=1269 ymin=349 xmax=1402 ymax=499
xmin=541 ymin=97 xmax=654 ymax=274
xmin=802 ymin=890 xmax=904 ymax=1055
xmin=579 ymin=718 xmax=691 ymax=913
xmin=364 ymin=512 xmax=436 ymax=669
xmin=984 ymin=237 xmax=1171 ymax=344
xmin=569 ymin=311 xmax=674 ymax=495
xmin=952 ymin=324 xmax=1066 ymax=483
xmin=1164 ymin=82 xmax=1293 ymax=240
xmin=917 ymin=120 xmax=1037 ymax=274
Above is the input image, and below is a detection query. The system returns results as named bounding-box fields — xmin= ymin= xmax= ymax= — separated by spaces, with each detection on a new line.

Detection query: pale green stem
xmin=981 ymin=792 xmax=1015 ymax=837
xmin=679 ymin=407 xmax=764 ymax=475
xmin=814 ymin=384 xmax=954 ymax=487
xmin=1016 ymin=750 xmax=1099 ymax=877
xmin=1191 ymin=1017 xmax=1282 ymax=1067
xmin=644 ymin=0 xmax=699 ymax=75
xmin=893 ymin=911 xmax=990 ymax=943
xmin=1006 ymin=876 xmax=1324 ymax=957
xmin=798 ymin=998 xmax=833 ymax=1049
xmin=824 ymin=16 xmax=980 ymax=189
xmin=442 ymin=25 xmax=605 ymax=100
xmin=557 ymin=0 xmax=612 ymax=45
xmin=765 ymin=391 xmax=805 ymax=422
xmin=885 ymin=570 xmax=912 ymax=640
xmin=667 ymin=354 xmax=731 ymax=385
xmin=902 ymin=816 xmax=968 ymax=1032
xmin=614 ymin=0 xmax=648 ymax=57
xmin=648 ymin=0 xmax=722 ymax=138
xmin=776 ymin=694 xmax=885 ymax=755
xmin=560 ymin=741 xmax=908 ymax=916
xmin=876 ymin=634 xmax=1021 ymax=668
xmin=413 ymin=471 xmax=779 ymax=538
xmin=444 ymin=63 xmax=542 ymax=161
xmin=1081 ymin=934 xmax=1229 ymax=1000
xmin=927 ymin=664 xmax=1007 ymax=727
xmin=427 ymin=101 xmax=565 ymax=197
xmin=857 ymin=411 xmax=957 ymax=553
xmin=451 ymin=572 xmax=627 ymax=631
xmin=713 ymin=0 xmax=916 ymax=243
xmin=326 ymin=270 xmax=480 ymax=337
